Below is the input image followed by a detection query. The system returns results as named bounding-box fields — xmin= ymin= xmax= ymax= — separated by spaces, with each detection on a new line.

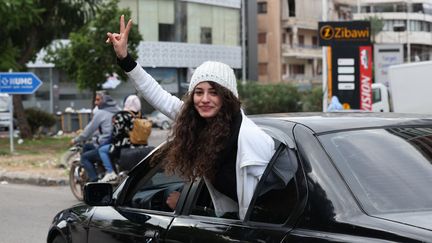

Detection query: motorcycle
xmin=64 ymin=144 xmax=154 ymax=201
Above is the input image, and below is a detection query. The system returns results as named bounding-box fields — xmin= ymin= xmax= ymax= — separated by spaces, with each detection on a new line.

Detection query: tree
xmin=0 ymin=0 xmax=102 ymax=138
xmin=367 ymin=16 xmax=384 ymax=43
xmin=45 ymin=0 xmax=142 ymax=100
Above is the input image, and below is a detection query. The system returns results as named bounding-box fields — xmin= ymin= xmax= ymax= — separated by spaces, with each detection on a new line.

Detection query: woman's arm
xmin=107 ymin=15 xmax=182 ymax=120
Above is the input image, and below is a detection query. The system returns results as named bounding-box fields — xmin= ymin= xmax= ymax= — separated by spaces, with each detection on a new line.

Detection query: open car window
xmin=123 ymin=166 xmax=185 ymax=212
xmin=246 ymin=143 xmax=301 ymax=224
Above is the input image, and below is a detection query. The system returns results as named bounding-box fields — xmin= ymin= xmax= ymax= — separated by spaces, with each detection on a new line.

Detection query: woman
xmin=98 ymin=94 xmax=143 ymax=182
xmin=106 ymin=15 xmax=275 ymax=219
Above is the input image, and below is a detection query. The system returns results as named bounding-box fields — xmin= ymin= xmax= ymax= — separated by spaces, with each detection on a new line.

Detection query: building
xmin=26 ymin=0 xmax=245 ymax=114
xmin=352 ymin=0 xmax=432 ymax=62
xmin=256 ymin=0 xmax=352 ymax=87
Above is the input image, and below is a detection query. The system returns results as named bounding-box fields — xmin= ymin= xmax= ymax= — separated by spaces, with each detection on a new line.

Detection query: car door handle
xmin=145 ymin=230 xmax=159 ymax=243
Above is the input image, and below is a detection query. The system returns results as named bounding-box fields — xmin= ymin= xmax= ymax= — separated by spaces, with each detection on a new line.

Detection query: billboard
xmin=374 ymin=44 xmax=404 ymax=87
xmin=319 ymin=21 xmax=373 ymax=111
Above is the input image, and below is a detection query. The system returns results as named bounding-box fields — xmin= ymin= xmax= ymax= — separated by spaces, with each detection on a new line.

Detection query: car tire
xmin=161 ymin=121 xmax=170 ymax=130
xmin=52 ymin=235 xmax=67 ymax=243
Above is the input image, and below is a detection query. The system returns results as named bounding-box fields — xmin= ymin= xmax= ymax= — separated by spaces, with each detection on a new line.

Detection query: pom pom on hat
xmin=189 ymin=61 xmax=238 ymax=97
xmin=124 ymin=95 xmax=141 ymax=113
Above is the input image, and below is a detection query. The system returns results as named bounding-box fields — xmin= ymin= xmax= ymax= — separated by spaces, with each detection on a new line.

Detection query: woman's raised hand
xmin=106 ymin=15 xmax=132 ymax=59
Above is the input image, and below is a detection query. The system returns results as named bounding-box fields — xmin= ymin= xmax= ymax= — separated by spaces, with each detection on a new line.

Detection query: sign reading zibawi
xmin=319 ymin=21 xmax=371 ymax=46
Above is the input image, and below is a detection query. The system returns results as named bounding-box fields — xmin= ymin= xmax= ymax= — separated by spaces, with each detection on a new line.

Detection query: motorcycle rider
xmin=71 ymin=91 xmax=120 ymax=182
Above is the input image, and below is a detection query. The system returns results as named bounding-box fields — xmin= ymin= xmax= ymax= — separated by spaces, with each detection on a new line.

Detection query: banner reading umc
xmin=319 ymin=21 xmax=372 ymax=111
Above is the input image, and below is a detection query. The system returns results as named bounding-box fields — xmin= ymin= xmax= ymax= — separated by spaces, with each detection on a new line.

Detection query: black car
xmin=47 ymin=112 xmax=432 ymax=243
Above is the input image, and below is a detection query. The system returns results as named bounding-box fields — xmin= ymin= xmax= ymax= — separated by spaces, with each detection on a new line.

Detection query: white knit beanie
xmin=123 ymin=95 xmax=141 ymax=113
xmin=189 ymin=61 xmax=238 ymax=97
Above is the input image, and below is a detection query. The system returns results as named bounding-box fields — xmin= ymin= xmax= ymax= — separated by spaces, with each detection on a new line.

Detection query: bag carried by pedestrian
xmin=129 ymin=112 xmax=152 ymax=145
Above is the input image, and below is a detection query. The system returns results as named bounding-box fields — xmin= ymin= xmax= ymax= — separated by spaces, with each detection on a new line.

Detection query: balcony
xmin=282 ymin=18 xmax=318 ymax=30
xmin=282 ymin=44 xmax=322 ymax=59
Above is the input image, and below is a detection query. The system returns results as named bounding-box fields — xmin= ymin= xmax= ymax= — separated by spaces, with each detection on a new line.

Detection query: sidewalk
xmin=0 ymin=168 xmax=67 ymax=186
xmin=0 ymin=129 xmax=169 ymax=186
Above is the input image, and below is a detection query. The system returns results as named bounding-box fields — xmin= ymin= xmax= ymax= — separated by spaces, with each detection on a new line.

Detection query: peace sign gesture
xmin=106 ymin=15 xmax=132 ymax=59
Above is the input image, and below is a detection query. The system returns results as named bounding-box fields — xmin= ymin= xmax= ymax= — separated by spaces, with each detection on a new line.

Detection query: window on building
xmin=258 ymin=2 xmax=267 ymax=14
xmin=312 ymin=36 xmax=318 ymax=47
xmin=298 ymin=35 xmax=304 ymax=47
xmin=360 ymin=6 xmax=371 ymax=13
xmin=159 ymin=23 xmax=175 ymax=42
xmin=200 ymin=27 xmax=212 ymax=44
xmin=288 ymin=0 xmax=295 ymax=17
xmin=374 ymin=4 xmax=394 ymax=13
xmin=289 ymin=64 xmax=305 ymax=75
xmin=258 ymin=33 xmax=267 ymax=44
xmin=412 ymin=3 xmax=424 ymax=13
xmin=259 ymin=63 xmax=268 ymax=76
xmin=395 ymin=3 xmax=407 ymax=12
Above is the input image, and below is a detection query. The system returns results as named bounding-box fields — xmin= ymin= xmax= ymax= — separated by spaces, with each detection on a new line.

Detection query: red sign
xmin=359 ymin=46 xmax=372 ymax=111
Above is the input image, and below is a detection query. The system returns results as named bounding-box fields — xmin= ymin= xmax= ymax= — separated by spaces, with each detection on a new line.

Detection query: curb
xmin=0 ymin=170 xmax=68 ymax=186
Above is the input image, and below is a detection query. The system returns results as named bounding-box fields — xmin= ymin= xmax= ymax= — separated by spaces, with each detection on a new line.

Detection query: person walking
xmin=106 ymin=15 xmax=275 ymax=219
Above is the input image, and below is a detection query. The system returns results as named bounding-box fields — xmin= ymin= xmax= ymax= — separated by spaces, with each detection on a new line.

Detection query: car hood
xmin=375 ymin=211 xmax=432 ymax=231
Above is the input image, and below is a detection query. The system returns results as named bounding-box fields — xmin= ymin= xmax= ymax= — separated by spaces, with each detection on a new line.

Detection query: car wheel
xmin=161 ymin=121 xmax=170 ymax=130
xmin=52 ymin=235 xmax=66 ymax=243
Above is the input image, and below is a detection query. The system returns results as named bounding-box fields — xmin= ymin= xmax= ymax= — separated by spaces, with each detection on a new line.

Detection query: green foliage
xmin=300 ymin=86 xmax=323 ymax=112
xmin=45 ymin=0 xmax=142 ymax=92
xmin=0 ymin=0 xmax=43 ymax=70
xmin=0 ymin=0 xmax=101 ymax=71
xmin=25 ymin=108 xmax=57 ymax=134
xmin=238 ymin=82 xmax=302 ymax=114
xmin=367 ymin=16 xmax=384 ymax=43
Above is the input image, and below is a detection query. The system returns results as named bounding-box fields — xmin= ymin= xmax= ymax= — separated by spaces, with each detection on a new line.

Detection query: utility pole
xmin=322 ymin=0 xmax=328 ymax=111
xmin=406 ymin=0 xmax=411 ymax=62
xmin=241 ymin=0 xmax=247 ymax=84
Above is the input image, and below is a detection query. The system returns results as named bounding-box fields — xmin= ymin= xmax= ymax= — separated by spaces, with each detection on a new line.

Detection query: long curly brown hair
xmin=152 ymin=82 xmax=241 ymax=181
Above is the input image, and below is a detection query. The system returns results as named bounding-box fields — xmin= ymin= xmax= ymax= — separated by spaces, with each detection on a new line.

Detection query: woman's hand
xmin=166 ymin=191 xmax=181 ymax=210
xmin=106 ymin=15 xmax=132 ymax=59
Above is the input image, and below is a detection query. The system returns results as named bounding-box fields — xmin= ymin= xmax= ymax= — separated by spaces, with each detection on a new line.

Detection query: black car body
xmin=47 ymin=112 xmax=432 ymax=243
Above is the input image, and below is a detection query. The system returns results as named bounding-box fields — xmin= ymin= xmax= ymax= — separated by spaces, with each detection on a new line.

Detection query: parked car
xmin=47 ymin=112 xmax=432 ymax=243
xmin=148 ymin=110 xmax=173 ymax=130
xmin=0 ymin=93 xmax=11 ymax=130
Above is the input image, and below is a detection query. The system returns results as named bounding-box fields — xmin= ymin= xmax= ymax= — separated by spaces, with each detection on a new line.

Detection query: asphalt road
xmin=0 ymin=128 xmax=169 ymax=243
xmin=0 ymin=183 xmax=77 ymax=243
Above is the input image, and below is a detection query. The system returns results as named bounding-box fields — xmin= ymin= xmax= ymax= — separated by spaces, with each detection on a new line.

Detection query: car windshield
xmin=319 ymin=127 xmax=432 ymax=214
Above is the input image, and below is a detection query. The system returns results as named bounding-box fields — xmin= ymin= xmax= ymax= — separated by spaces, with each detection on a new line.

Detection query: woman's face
xmin=193 ymin=82 xmax=222 ymax=119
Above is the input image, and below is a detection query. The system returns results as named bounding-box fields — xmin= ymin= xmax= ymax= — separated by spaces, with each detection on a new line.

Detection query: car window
xmin=188 ymin=142 xmax=301 ymax=223
xmin=124 ymin=166 xmax=185 ymax=212
xmin=320 ymin=127 xmax=432 ymax=214
xmin=189 ymin=181 xmax=240 ymax=220
xmin=247 ymin=144 xmax=300 ymax=224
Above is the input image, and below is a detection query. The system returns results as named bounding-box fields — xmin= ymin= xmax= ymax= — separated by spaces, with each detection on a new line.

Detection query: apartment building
xmin=352 ymin=0 xmax=432 ymax=62
xmin=256 ymin=0 xmax=352 ymax=86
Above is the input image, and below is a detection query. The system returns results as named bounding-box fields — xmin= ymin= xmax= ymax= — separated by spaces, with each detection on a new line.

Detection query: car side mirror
xmin=84 ymin=182 xmax=113 ymax=206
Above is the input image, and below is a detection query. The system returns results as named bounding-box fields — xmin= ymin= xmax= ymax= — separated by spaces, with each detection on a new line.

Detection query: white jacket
xmin=126 ymin=65 xmax=275 ymax=220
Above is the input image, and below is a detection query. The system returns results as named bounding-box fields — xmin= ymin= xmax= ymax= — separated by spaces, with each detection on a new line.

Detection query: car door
xmin=164 ymin=141 xmax=307 ymax=242
xmin=87 ymin=165 xmax=188 ymax=243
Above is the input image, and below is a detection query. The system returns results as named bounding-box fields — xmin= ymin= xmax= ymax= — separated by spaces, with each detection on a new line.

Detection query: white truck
xmin=372 ymin=61 xmax=432 ymax=114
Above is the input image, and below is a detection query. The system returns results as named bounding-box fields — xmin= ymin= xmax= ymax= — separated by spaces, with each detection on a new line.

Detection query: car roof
xmin=251 ymin=112 xmax=432 ymax=134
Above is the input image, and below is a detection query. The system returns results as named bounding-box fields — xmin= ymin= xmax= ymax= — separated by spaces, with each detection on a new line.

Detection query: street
xmin=0 ymin=183 xmax=77 ymax=243
xmin=0 ymin=128 xmax=169 ymax=243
